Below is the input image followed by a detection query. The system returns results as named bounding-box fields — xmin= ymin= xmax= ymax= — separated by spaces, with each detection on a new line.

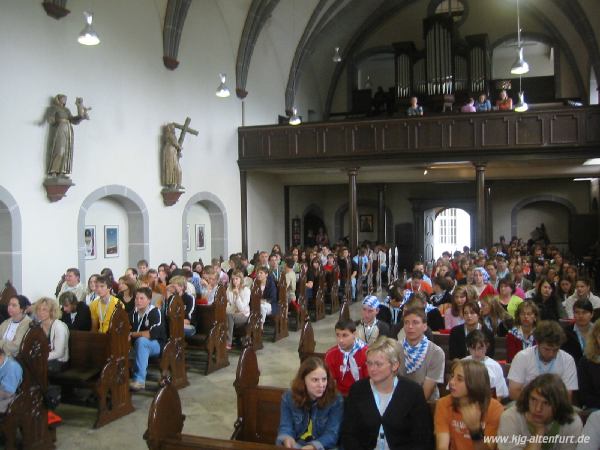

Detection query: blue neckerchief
xmin=403 ymin=336 xmax=429 ymax=374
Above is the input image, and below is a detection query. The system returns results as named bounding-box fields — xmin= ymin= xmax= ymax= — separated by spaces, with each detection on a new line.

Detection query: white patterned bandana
xmin=339 ymin=338 xmax=367 ymax=381
xmin=403 ymin=335 xmax=430 ymax=374
xmin=510 ymin=326 xmax=535 ymax=348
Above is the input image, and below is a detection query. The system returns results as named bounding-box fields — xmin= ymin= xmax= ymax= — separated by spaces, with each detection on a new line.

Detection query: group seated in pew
xmin=49 ymin=305 xmax=135 ymax=428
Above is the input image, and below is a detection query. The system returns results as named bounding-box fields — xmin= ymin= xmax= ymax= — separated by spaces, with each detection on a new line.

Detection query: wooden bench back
xmin=145 ymin=379 xmax=185 ymax=450
xmin=168 ymin=295 xmax=185 ymax=340
xmin=196 ymin=285 xmax=226 ymax=336
xmin=233 ymin=344 xmax=285 ymax=444
xmin=298 ymin=317 xmax=325 ymax=362
xmin=0 ymin=280 xmax=17 ymax=306
xmin=3 ymin=323 xmax=54 ymax=449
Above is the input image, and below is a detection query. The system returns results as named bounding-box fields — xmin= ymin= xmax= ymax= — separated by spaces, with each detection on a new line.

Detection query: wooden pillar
xmin=348 ymin=168 xmax=359 ymax=254
xmin=377 ymin=183 xmax=386 ymax=243
xmin=240 ymin=170 xmax=248 ymax=256
xmin=474 ymin=163 xmax=487 ymax=250
xmin=284 ymin=186 xmax=290 ymax=251
xmin=486 ymin=184 xmax=493 ymax=247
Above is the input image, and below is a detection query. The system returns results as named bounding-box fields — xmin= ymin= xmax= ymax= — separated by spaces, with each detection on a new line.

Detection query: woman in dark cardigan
xmin=341 ymin=337 xmax=434 ymax=450
xmin=59 ymin=291 xmax=92 ymax=331
xmin=577 ymin=319 xmax=600 ymax=409
xmin=448 ymin=300 xmax=495 ymax=360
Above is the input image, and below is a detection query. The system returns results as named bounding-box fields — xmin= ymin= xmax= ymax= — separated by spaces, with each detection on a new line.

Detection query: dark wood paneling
xmin=240 ymin=132 xmax=263 ymax=158
xmin=587 ymin=111 xmax=600 ymax=143
xmin=267 ymin=131 xmax=290 ymax=158
xmin=380 ymin=123 xmax=410 ymax=152
xmin=296 ymin=128 xmax=319 ymax=156
xmin=550 ymin=113 xmax=579 ymax=144
xmin=515 ymin=116 xmax=543 ymax=146
xmin=481 ymin=117 xmax=510 ymax=147
xmin=238 ymin=106 xmax=600 ymax=168
xmin=415 ymin=121 xmax=444 ymax=149
xmin=448 ymin=118 xmax=476 ymax=148
xmin=322 ymin=127 xmax=347 ymax=155
xmin=351 ymin=124 xmax=377 ymax=153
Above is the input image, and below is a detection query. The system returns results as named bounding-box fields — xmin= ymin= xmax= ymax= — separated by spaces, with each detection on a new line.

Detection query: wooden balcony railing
xmin=238 ymin=106 xmax=600 ymax=169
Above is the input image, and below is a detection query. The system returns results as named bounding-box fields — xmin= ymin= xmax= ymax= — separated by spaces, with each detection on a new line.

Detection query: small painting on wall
xmin=84 ymin=225 xmax=96 ymax=260
xmin=186 ymin=224 xmax=191 ymax=251
xmin=359 ymin=215 xmax=374 ymax=233
xmin=104 ymin=225 xmax=119 ymax=258
xmin=195 ymin=224 xmax=205 ymax=250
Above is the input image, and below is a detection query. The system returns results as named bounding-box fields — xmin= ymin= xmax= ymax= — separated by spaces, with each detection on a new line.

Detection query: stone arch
xmin=77 ymin=185 xmax=149 ymax=281
xmin=182 ymin=192 xmax=228 ymax=261
xmin=510 ymin=195 xmax=577 ymax=238
xmin=334 ymin=200 xmax=393 ymax=242
xmin=0 ymin=186 xmax=22 ymax=292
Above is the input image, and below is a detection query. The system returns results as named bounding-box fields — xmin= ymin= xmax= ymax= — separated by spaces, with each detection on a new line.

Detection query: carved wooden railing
xmin=238 ymin=106 xmax=600 ymax=169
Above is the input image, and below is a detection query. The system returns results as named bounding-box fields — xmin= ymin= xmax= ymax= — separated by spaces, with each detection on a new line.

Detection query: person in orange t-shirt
xmin=434 ymin=359 xmax=503 ymax=450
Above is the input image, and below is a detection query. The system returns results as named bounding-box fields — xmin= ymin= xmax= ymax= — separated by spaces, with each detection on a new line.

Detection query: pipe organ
xmin=393 ymin=14 xmax=490 ymax=110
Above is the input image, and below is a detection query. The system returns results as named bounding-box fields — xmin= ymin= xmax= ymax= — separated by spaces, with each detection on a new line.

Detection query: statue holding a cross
xmin=161 ymin=117 xmax=198 ymax=191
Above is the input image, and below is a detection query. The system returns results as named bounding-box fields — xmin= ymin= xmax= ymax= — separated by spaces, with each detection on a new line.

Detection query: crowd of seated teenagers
xmin=278 ymin=320 xmax=600 ymax=450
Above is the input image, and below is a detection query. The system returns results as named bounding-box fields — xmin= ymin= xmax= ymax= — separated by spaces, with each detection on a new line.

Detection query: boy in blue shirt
xmin=0 ymin=347 xmax=23 ymax=412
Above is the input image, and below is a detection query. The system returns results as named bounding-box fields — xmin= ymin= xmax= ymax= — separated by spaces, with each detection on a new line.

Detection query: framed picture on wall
xmin=104 ymin=225 xmax=119 ymax=258
xmin=186 ymin=224 xmax=191 ymax=251
xmin=84 ymin=225 xmax=96 ymax=260
xmin=359 ymin=214 xmax=374 ymax=232
xmin=195 ymin=224 xmax=205 ymax=250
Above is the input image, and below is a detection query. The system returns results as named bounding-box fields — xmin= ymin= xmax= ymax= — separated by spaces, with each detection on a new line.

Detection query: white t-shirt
xmin=463 ymin=355 xmax=509 ymax=398
xmin=2 ymin=322 xmax=19 ymax=342
xmin=564 ymin=293 xmax=600 ymax=318
xmin=507 ymin=346 xmax=578 ymax=391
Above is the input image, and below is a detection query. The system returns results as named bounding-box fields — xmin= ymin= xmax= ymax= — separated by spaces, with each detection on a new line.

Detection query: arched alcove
xmin=302 ymin=204 xmax=325 ymax=247
xmin=77 ymin=185 xmax=149 ymax=281
xmin=334 ymin=200 xmax=393 ymax=243
xmin=510 ymin=195 xmax=576 ymax=241
xmin=182 ymin=192 xmax=228 ymax=262
xmin=0 ymin=186 xmax=22 ymax=292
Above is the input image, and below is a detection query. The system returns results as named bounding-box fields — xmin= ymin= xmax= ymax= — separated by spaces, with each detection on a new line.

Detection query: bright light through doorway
xmin=434 ymin=208 xmax=471 ymax=259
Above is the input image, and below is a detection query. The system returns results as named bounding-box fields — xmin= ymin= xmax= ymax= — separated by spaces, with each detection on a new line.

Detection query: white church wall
xmin=247 ymin=173 xmax=285 ymax=255
xmin=0 ymin=2 xmax=258 ymax=298
xmin=83 ymin=198 xmax=129 ymax=279
xmin=0 ymin=206 xmax=12 ymax=284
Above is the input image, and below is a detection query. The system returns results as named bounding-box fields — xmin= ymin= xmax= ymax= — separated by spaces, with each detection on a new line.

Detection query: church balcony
xmin=238 ymin=106 xmax=600 ymax=170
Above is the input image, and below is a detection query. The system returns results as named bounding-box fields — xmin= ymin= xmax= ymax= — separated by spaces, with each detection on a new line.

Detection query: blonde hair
xmin=168 ymin=275 xmax=187 ymax=289
xmin=34 ymin=296 xmax=62 ymax=320
xmin=367 ymin=336 xmax=401 ymax=367
xmin=584 ymin=319 xmax=600 ymax=360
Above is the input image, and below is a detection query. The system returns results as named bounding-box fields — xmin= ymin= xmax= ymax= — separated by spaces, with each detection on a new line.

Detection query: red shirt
xmin=325 ymin=344 xmax=368 ymax=396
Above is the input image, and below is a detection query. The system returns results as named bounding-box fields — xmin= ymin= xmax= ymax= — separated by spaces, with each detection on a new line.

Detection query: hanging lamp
xmin=78 ymin=11 xmax=100 ymax=46
xmin=216 ymin=73 xmax=230 ymax=98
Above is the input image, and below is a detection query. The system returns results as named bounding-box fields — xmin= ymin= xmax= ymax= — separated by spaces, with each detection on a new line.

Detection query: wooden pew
xmin=339 ymin=299 xmax=351 ymax=322
xmin=157 ymin=296 xmax=188 ymax=389
xmin=144 ymin=378 xmax=284 ymax=450
xmin=232 ymin=280 xmax=263 ymax=350
xmin=1 ymin=322 xmax=54 ymax=450
xmin=298 ymin=317 xmax=325 ymax=362
xmin=263 ymin=273 xmax=288 ymax=342
xmin=50 ymin=306 xmax=134 ymax=428
xmin=0 ymin=280 xmax=17 ymax=321
xmin=231 ymin=344 xmax=286 ymax=445
xmin=324 ymin=265 xmax=340 ymax=314
xmin=288 ymin=266 xmax=307 ymax=332
xmin=186 ymin=285 xmax=229 ymax=375
xmin=309 ymin=270 xmax=326 ymax=322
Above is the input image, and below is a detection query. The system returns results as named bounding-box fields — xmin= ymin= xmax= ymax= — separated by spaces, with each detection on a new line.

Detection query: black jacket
xmin=341 ymin=377 xmax=434 ymax=450
xmin=562 ymin=324 xmax=586 ymax=363
xmin=448 ymin=324 xmax=495 ymax=360
xmin=60 ymin=301 xmax=92 ymax=331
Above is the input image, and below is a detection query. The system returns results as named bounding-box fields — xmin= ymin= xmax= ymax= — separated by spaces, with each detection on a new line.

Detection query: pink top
xmin=461 ymin=104 xmax=476 ymax=113
xmin=444 ymin=308 xmax=465 ymax=330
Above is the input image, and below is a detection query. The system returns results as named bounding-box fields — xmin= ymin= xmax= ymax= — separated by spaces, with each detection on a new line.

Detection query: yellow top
xmin=89 ymin=296 xmax=121 ymax=333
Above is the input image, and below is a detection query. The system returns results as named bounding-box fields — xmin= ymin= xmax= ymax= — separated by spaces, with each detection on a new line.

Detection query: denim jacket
xmin=276 ymin=390 xmax=343 ymax=450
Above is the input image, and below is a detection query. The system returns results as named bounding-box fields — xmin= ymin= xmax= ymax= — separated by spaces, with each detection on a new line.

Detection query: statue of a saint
xmin=46 ymin=94 xmax=84 ymax=177
xmin=161 ymin=123 xmax=183 ymax=189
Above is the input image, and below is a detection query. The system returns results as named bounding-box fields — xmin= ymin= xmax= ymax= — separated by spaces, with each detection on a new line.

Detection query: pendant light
xmin=289 ymin=107 xmax=301 ymax=126
xmin=514 ymin=75 xmax=528 ymax=112
xmin=78 ymin=11 xmax=100 ymax=46
xmin=215 ymin=73 xmax=230 ymax=98
xmin=332 ymin=47 xmax=342 ymax=63
xmin=510 ymin=0 xmax=529 ymax=75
